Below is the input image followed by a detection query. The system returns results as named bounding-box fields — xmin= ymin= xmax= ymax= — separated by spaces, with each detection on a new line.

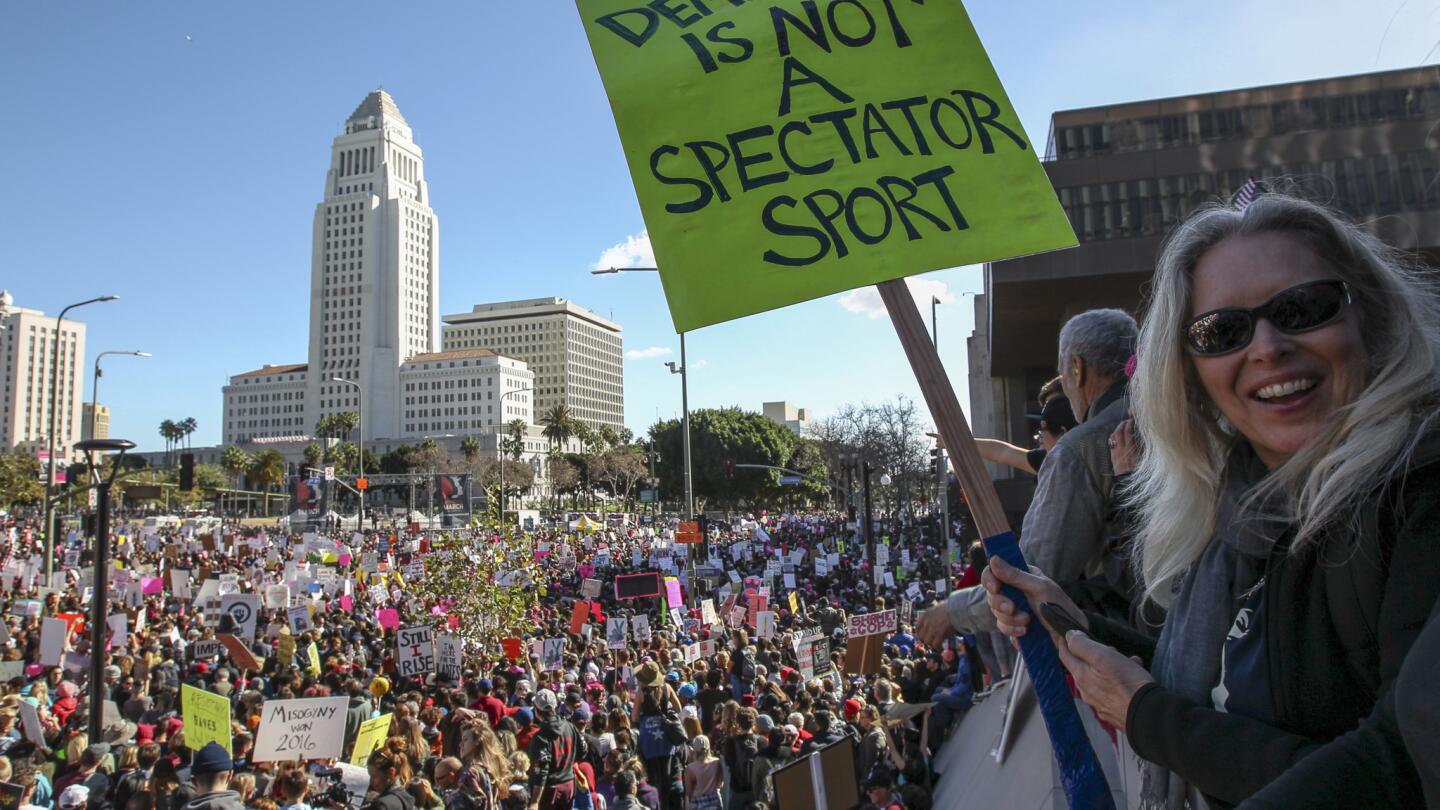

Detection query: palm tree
xmin=333 ymin=411 xmax=359 ymax=445
xmin=573 ymin=421 xmax=597 ymax=456
xmin=248 ymin=450 xmax=287 ymax=517
xmin=221 ymin=445 xmax=251 ymax=517
xmin=539 ymin=404 xmax=574 ymax=451
xmin=179 ymin=417 xmax=198 ymax=450
xmin=459 ymin=435 xmax=481 ymax=463
xmin=159 ymin=420 xmax=178 ymax=466
xmin=506 ymin=419 xmax=528 ymax=462
xmin=303 ymin=442 xmax=324 ymax=468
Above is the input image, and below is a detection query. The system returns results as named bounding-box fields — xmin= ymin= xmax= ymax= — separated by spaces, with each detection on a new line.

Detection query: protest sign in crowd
xmin=0 ymin=508 xmax=988 ymax=810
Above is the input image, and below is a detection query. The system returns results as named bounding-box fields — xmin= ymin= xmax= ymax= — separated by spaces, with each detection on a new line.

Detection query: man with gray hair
xmin=918 ymin=308 xmax=1138 ymax=648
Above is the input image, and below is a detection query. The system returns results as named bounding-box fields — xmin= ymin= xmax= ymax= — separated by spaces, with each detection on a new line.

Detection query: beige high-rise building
xmin=0 ymin=291 xmax=88 ymax=455
xmin=441 ymin=297 xmax=623 ymax=431
xmin=82 ymin=403 xmax=110 ymax=441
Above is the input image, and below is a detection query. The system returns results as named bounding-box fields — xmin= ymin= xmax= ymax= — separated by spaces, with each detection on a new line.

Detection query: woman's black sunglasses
xmin=1184 ymin=280 xmax=1352 ymax=356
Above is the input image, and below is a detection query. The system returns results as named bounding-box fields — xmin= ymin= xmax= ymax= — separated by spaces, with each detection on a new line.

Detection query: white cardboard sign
xmin=251 ymin=696 xmax=349 ymax=762
xmin=395 ymin=625 xmax=434 ymax=678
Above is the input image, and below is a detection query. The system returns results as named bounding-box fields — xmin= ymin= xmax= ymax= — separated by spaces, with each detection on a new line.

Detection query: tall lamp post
xmin=330 ymin=377 xmax=364 ymax=528
xmin=592 ymin=266 xmax=699 ymax=603
xmin=589 ymin=267 xmax=693 ymax=518
xmin=76 ymin=436 xmax=134 ymax=743
xmin=92 ymin=351 xmax=151 ymax=441
xmin=496 ymin=386 xmax=533 ymax=526
xmin=42 ymin=295 xmax=119 ymax=583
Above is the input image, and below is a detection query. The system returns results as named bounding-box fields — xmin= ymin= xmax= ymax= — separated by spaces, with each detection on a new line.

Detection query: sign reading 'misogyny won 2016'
xmin=578 ymin=0 xmax=1075 ymax=332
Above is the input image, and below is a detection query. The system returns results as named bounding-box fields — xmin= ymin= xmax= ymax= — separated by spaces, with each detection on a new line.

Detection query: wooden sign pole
xmin=875 ymin=279 xmax=1007 ymax=536
xmin=877 ymin=278 xmax=1117 ymax=810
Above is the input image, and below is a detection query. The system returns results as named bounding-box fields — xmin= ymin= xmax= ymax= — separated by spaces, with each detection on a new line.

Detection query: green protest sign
xmin=578 ymin=0 xmax=1076 ymax=332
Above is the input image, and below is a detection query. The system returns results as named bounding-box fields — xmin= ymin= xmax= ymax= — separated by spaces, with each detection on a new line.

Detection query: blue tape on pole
xmin=983 ymin=531 xmax=1115 ymax=810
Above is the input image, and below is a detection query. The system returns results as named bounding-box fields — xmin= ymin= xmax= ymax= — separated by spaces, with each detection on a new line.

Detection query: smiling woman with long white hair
xmin=982 ymin=191 xmax=1440 ymax=809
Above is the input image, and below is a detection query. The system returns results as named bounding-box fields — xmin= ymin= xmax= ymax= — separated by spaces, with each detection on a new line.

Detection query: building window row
xmin=1057 ymin=151 xmax=1440 ymax=243
xmin=1050 ymin=85 xmax=1440 ymax=160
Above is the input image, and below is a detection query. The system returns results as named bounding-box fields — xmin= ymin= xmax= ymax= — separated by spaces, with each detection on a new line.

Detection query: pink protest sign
xmin=377 ymin=608 xmax=400 ymax=630
xmin=340 ymin=595 xmax=354 ymax=611
xmin=141 ymin=577 xmax=164 ymax=595
xmin=665 ymin=577 xmax=683 ymax=609
xmin=578 ymin=564 xmax=595 ymax=579
xmin=339 ymin=554 xmax=352 ymax=567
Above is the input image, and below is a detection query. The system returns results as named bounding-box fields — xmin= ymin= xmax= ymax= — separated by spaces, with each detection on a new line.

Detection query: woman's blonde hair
xmin=1130 ymin=192 xmax=1440 ymax=605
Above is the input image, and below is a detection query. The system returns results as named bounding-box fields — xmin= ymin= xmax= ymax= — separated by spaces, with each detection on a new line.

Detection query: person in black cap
xmin=180 ymin=742 xmax=243 ymax=810
xmin=861 ymin=768 xmax=903 ymax=810
xmin=967 ymin=377 xmax=1078 ymax=475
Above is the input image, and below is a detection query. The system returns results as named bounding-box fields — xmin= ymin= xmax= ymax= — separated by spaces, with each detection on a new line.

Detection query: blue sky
xmin=1 ymin=1 xmax=1435 ymax=451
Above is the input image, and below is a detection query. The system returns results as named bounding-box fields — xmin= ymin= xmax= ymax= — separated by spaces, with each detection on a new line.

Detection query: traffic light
xmin=179 ymin=453 xmax=195 ymax=492
xmin=929 ymin=447 xmax=941 ymax=475
xmin=723 ymin=459 xmax=735 ymax=478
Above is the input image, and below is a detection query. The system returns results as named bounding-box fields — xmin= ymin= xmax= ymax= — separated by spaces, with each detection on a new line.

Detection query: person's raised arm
xmin=974 ymin=438 xmax=1039 ymax=474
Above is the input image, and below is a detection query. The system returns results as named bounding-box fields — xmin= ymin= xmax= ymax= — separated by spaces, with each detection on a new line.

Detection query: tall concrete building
xmin=82 ymin=403 xmax=110 ymax=441
xmin=307 ymin=89 xmax=439 ymax=442
xmin=219 ymin=90 xmax=556 ymax=481
xmin=967 ymin=66 xmax=1440 ymax=516
xmin=442 ymin=297 xmax=624 ymax=432
xmin=0 ymin=291 xmax=87 ymax=454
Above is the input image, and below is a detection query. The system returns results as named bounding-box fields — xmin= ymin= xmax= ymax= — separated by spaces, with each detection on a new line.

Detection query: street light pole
xmin=42 ymin=295 xmax=119 ymax=584
xmin=92 ymin=351 xmax=151 ymax=443
xmin=592 ymin=266 xmax=699 ymax=601
xmin=76 ymin=437 xmax=134 ymax=743
xmin=330 ymin=377 xmax=364 ymax=529
xmin=930 ymin=295 xmax=953 ymax=571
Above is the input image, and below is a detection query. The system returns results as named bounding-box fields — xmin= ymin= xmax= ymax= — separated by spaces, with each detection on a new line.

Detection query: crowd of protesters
xmin=0 ymin=497 xmax=1000 ymax=810
xmin=3 ymin=191 xmax=1440 ymax=810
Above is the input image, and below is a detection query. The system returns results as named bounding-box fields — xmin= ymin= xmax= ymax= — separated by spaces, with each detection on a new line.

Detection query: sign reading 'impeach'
xmin=578 ymin=0 xmax=1075 ymax=332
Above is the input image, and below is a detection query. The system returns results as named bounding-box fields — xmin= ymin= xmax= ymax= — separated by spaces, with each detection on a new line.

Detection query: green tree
xmin=221 ymin=445 xmax=252 ymax=517
xmin=327 ymin=442 xmax=359 ymax=474
xmin=786 ymin=438 xmax=833 ymax=504
xmin=506 ymin=420 xmax=528 ymax=461
xmin=459 ymin=435 xmax=482 ymax=463
xmin=179 ymin=417 xmax=198 ymax=450
xmin=248 ymin=450 xmax=287 ymax=516
xmin=380 ymin=446 xmax=416 ymax=474
xmin=648 ymin=407 xmax=797 ymax=509
xmin=158 ymin=419 xmax=177 ymax=466
xmin=303 ymin=442 xmax=324 ymax=469
xmin=332 ymin=411 xmax=359 ymax=444
xmin=0 ymin=451 xmax=44 ymax=507
xmin=539 ymin=404 xmax=574 ymax=450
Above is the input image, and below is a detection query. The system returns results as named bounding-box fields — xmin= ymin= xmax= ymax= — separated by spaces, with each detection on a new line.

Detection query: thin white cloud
xmin=626 ymin=346 xmax=672 ymax=359
xmin=690 ymin=359 xmax=708 ymax=370
xmin=838 ymin=277 xmax=957 ymax=320
xmin=594 ymin=230 xmax=656 ymax=273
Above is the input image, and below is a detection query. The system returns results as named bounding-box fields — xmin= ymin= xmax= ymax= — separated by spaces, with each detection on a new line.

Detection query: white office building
xmin=0 ymin=291 xmax=87 ymax=454
xmin=397 ymin=349 xmax=533 ymax=437
xmin=217 ymin=92 xmax=615 ymax=501
xmin=308 ymin=89 xmax=439 ymax=442
xmin=441 ymin=297 xmax=624 ymax=431
xmin=222 ymin=363 xmax=309 ymax=445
